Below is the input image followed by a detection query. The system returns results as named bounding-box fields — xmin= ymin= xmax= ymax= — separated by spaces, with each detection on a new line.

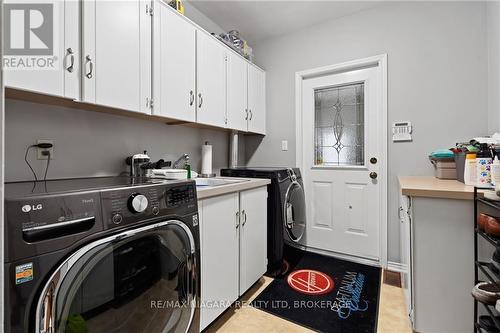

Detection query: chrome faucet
xmin=173 ymin=153 xmax=190 ymax=169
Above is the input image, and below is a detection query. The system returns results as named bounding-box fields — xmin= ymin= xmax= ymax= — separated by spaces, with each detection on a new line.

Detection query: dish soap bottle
xmin=491 ymin=155 xmax=500 ymax=186
xmin=464 ymin=153 xmax=477 ymax=186
xmin=476 ymin=143 xmax=493 ymax=186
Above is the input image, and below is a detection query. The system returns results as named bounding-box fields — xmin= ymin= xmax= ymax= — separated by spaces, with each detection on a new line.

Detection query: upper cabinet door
xmin=196 ymin=32 xmax=227 ymax=128
xmin=82 ymin=0 xmax=151 ymax=113
xmin=248 ymin=65 xmax=266 ymax=135
xmin=226 ymin=51 xmax=248 ymax=132
xmin=4 ymin=0 xmax=80 ymax=99
xmin=153 ymin=2 xmax=196 ymax=122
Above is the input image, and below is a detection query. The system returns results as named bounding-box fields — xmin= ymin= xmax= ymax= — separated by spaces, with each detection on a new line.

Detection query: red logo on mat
xmin=287 ymin=269 xmax=334 ymax=295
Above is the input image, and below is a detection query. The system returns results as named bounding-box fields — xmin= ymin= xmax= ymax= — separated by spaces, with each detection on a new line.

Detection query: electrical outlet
xmin=37 ymin=139 xmax=54 ymax=160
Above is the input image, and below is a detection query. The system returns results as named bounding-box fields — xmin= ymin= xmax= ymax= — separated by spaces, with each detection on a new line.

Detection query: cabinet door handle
xmin=198 ymin=93 xmax=203 ymax=108
xmin=85 ymin=55 xmax=93 ymax=79
xmin=245 ymin=109 xmax=248 ymax=120
xmin=242 ymin=210 xmax=247 ymax=226
xmin=66 ymin=48 xmax=74 ymax=73
xmin=189 ymin=90 xmax=194 ymax=106
xmin=249 ymin=110 xmax=253 ymax=120
xmin=235 ymin=211 xmax=240 ymax=229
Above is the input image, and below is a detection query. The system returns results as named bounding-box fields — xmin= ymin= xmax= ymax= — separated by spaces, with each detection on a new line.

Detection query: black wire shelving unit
xmin=474 ymin=187 xmax=500 ymax=332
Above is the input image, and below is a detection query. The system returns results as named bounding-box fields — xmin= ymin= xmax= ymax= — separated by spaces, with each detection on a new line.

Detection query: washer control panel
xmin=101 ymin=186 xmax=161 ymax=228
xmin=101 ymin=182 xmax=197 ymax=228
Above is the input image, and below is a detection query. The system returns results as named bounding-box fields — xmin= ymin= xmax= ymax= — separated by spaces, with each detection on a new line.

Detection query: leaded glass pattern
xmin=314 ymin=82 xmax=365 ymax=166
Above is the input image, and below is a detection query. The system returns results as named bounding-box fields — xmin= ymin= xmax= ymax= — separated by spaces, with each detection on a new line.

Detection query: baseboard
xmin=387 ymin=261 xmax=406 ymax=273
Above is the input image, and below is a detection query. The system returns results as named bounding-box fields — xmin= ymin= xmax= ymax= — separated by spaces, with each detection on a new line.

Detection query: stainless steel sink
xmin=195 ymin=178 xmax=248 ymax=187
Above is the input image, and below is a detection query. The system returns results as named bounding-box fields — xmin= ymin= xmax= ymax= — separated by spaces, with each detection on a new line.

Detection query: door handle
xmin=235 ymin=211 xmax=240 ymax=229
xmin=249 ymin=109 xmax=253 ymax=120
xmin=242 ymin=210 xmax=247 ymax=226
xmin=198 ymin=93 xmax=203 ymax=108
xmin=189 ymin=90 xmax=194 ymax=106
xmin=66 ymin=48 xmax=74 ymax=73
xmin=369 ymin=172 xmax=378 ymax=179
xmin=245 ymin=109 xmax=248 ymax=120
xmin=85 ymin=55 xmax=93 ymax=79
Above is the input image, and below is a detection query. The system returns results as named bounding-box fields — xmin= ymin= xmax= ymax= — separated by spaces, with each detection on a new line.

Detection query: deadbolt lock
xmin=370 ymin=157 xmax=378 ymax=164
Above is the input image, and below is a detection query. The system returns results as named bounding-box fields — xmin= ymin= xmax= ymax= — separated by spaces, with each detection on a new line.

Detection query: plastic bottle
xmin=464 ymin=153 xmax=477 ymax=186
xmin=476 ymin=143 xmax=493 ymax=186
xmin=491 ymin=155 xmax=500 ymax=186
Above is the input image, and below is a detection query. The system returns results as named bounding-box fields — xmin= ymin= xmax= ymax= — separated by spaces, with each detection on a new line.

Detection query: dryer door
xmin=284 ymin=182 xmax=306 ymax=243
xmin=36 ymin=220 xmax=198 ymax=333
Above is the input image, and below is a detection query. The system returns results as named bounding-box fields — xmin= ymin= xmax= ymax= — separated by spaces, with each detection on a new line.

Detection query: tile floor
xmin=206 ymin=275 xmax=411 ymax=333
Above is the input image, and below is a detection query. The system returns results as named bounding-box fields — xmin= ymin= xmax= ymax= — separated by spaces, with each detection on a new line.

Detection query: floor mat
xmin=251 ymin=251 xmax=381 ymax=333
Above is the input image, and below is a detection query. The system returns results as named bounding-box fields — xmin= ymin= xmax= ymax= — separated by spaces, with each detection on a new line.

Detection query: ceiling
xmin=189 ymin=1 xmax=384 ymax=44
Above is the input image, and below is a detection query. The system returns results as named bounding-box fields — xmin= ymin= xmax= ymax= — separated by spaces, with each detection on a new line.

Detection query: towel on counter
xmin=430 ymin=149 xmax=455 ymax=159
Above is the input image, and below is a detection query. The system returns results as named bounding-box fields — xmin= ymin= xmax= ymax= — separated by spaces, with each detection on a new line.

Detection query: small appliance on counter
xmin=126 ymin=151 xmax=173 ymax=178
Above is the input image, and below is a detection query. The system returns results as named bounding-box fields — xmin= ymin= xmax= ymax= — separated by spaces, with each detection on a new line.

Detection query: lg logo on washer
xmin=21 ymin=204 xmax=43 ymax=213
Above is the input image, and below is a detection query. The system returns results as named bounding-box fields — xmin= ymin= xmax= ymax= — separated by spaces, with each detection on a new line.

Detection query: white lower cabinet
xmin=239 ymin=187 xmax=268 ymax=294
xmin=199 ymin=187 xmax=267 ymax=330
xmin=400 ymin=192 xmax=474 ymax=333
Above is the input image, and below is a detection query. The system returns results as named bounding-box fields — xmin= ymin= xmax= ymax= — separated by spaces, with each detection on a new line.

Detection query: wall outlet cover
xmin=37 ymin=139 xmax=54 ymax=160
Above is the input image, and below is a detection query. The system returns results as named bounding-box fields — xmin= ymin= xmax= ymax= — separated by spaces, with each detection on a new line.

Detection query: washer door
xmin=284 ymin=182 xmax=306 ymax=242
xmin=36 ymin=220 xmax=197 ymax=333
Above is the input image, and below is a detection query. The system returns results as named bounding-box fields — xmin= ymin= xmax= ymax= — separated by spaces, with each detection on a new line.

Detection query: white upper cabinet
xmin=82 ymin=0 xmax=151 ymax=113
xmin=153 ymin=1 xmax=196 ymax=121
xmin=4 ymin=0 xmax=80 ymax=99
xmin=226 ymin=51 xmax=248 ymax=132
xmin=247 ymin=64 xmax=266 ymax=134
xmin=196 ymin=31 xmax=227 ymax=128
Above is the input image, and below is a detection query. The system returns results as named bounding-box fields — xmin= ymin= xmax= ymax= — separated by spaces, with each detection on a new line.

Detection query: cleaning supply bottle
xmin=464 ymin=153 xmax=477 ymax=186
xmin=492 ymin=155 xmax=500 ymax=186
xmin=476 ymin=143 xmax=493 ymax=186
xmin=185 ymin=161 xmax=191 ymax=179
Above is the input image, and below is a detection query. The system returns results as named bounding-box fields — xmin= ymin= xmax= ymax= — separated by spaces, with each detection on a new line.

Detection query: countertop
xmin=196 ymin=177 xmax=271 ymax=200
xmin=398 ymin=176 xmax=480 ymax=200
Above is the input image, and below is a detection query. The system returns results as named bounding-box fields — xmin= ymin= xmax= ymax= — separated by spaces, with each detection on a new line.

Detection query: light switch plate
xmin=392 ymin=122 xmax=412 ymax=142
xmin=281 ymin=140 xmax=288 ymax=151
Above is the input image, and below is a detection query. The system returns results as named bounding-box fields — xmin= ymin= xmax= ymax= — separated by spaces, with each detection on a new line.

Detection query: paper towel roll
xmin=201 ymin=142 xmax=213 ymax=175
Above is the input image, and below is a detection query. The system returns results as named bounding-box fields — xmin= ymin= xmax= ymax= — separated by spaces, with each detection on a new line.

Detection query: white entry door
xmin=301 ymin=65 xmax=384 ymax=261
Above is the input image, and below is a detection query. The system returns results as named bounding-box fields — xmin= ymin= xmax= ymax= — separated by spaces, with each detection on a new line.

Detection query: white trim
xmin=387 ymin=261 xmax=406 ymax=273
xmin=295 ymin=54 xmax=389 ymax=268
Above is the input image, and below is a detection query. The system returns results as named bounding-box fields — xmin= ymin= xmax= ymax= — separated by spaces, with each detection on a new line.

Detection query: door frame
xmin=295 ymin=54 xmax=388 ymax=268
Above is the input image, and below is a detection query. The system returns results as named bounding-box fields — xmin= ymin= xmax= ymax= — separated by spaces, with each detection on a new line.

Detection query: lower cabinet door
xmin=239 ymin=187 xmax=268 ymax=294
xmin=199 ymin=193 xmax=239 ymax=330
